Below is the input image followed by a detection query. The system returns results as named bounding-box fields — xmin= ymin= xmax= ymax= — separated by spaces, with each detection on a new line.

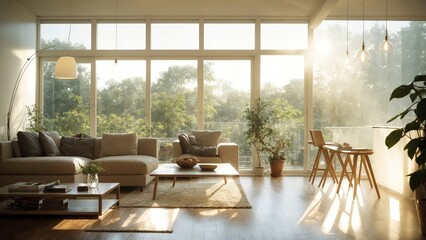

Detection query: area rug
xmin=119 ymin=178 xmax=251 ymax=208
xmin=86 ymin=208 xmax=178 ymax=233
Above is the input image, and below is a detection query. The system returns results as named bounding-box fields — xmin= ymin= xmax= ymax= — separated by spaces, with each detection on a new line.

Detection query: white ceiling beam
xmin=309 ymin=0 xmax=340 ymax=29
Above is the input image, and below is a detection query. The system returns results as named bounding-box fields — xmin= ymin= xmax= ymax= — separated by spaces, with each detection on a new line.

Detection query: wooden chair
xmin=308 ymin=130 xmax=339 ymax=187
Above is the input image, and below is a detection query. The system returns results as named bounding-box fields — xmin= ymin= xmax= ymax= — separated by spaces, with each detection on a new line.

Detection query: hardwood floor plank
xmin=0 ymin=176 xmax=424 ymax=239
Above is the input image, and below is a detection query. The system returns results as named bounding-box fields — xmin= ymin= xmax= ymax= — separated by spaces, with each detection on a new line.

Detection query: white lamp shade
xmin=55 ymin=56 xmax=77 ymax=79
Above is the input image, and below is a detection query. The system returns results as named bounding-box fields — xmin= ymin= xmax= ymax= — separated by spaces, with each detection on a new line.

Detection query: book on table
xmin=41 ymin=198 xmax=69 ymax=210
xmin=8 ymin=180 xmax=60 ymax=192
xmin=43 ymin=184 xmax=71 ymax=193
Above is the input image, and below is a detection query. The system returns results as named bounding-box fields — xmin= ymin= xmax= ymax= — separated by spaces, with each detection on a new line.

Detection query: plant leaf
xmin=404 ymin=138 xmax=422 ymax=159
xmin=414 ymin=75 xmax=426 ymax=82
xmin=408 ymin=169 xmax=426 ymax=191
xmin=405 ymin=120 xmax=421 ymax=132
xmin=415 ymin=99 xmax=426 ymax=122
xmin=389 ymin=84 xmax=413 ymax=100
xmin=416 ymin=151 xmax=426 ymax=166
xmin=385 ymin=129 xmax=404 ymax=149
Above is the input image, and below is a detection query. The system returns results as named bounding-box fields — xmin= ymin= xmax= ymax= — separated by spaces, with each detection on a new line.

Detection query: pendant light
xmin=379 ymin=0 xmax=393 ymax=53
xmin=357 ymin=0 xmax=370 ymax=63
xmin=55 ymin=0 xmax=77 ymax=79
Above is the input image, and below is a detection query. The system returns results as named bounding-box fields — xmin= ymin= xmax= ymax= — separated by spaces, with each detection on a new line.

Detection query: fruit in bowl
xmin=172 ymin=156 xmax=199 ymax=168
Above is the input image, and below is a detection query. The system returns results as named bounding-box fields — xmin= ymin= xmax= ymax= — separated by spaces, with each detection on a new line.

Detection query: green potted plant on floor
xmin=385 ymin=74 xmax=426 ymax=234
xmin=243 ymin=98 xmax=287 ymax=176
xmin=263 ymin=136 xmax=287 ymax=177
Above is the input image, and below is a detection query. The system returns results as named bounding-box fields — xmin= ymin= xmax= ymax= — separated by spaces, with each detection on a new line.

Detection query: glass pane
xmin=40 ymin=23 xmax=91 ymax=50
xmin=261 ymin=23 xmax=308 ymax=49
xmin=151 ymin=60 xmax=198 ymax=162
xmin=42 ymin=61 xmax=91 ymax=136
xmin=204 ymin=60 xmax=251 ymax=169
xmin=96 ymin=60 xmax=147 ymax=136
xmin=97 ymin=23 xmax=146 ymax=50
xmin=204 ymin=23 xmax=255 ymax=50
xmin=313 ymin=20 xmax=426 ymax=169
xmin=261 ymin=55 xmax=305 ymax=170
xmin=151 ymin=23 xmax=199 ymax=50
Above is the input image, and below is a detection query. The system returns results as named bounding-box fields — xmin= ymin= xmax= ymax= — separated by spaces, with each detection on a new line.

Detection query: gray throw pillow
xmin=186 ymin=145 xmax=217 ymax=157
xmin=178 ymin=133 xmax=191 ymax=153
xmin=39 ymin=131 xmax=61 ymax=156
xmin=17 ymin=131 xmax=42 ymax=157
xmin=60 ymin=137 xmax=95 ymax=159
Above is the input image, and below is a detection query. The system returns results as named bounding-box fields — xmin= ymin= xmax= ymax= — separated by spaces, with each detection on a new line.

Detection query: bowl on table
xmin=199 ymin=164 xmax=217 ymax=171
xmin=171 ymin=156 xmax=199 ymax=168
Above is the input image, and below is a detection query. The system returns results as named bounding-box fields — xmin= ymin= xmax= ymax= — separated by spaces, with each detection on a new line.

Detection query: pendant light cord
xmin=362 ymin=0 xmax=365 ymax=45
xmin=67 ymin=0 xmax=72 ymax=55
xmin=115 ymin=0 xmax=118 ymax=63
xmin=346 ymin=0 xmax=349 ymax=55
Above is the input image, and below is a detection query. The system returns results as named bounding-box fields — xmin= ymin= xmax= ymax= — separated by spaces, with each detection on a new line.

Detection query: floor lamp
xmin=6 ymin=45 xmax=55 ymax=140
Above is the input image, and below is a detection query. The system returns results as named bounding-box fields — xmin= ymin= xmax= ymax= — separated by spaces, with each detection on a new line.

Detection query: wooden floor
xmin=1 ymin=176 xmax=425 ymax=240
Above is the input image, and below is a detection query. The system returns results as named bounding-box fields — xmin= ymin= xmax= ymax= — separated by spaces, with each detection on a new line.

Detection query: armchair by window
xmin=172 ymin=130 xmax=239 ymax=170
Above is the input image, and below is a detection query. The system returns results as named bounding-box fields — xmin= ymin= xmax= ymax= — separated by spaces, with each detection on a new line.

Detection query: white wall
xmin=372 ymin=127 xmax=416 ymax=198
xmin=0 ymin=0 xmax=37 ymax=140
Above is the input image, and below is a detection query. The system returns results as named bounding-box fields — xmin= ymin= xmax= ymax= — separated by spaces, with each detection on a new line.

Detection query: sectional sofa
xmin=0 ymin=132 xmax=159 ymax=189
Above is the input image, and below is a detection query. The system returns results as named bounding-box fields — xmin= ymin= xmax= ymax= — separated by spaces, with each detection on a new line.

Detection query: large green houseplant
xmin=243 ymin=98 xmax=287 ymax=176
xmin=385 ymin=74 xmax=426 ymax=234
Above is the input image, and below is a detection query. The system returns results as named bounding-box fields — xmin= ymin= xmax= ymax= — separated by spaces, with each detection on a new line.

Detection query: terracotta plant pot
xmin=269 ymin=159 xmax=284 ymax=177
xmin=416 ymin=186 xmax=426 ymax=235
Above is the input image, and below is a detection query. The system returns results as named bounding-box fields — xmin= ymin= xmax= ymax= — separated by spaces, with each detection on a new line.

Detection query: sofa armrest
xmin=218 ymin=143 xmax=239 ymax=171
xmin=137 ymin=138 xmax=158 ymax=158
xmin=172 ymin=140 xmax=183 ymax=159
xmin=0 ymin=141 xmax=14 ymax=161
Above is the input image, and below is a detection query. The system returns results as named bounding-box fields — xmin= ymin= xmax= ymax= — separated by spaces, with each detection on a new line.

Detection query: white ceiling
xmin=15 ymin=0 xmax=426 ymax=21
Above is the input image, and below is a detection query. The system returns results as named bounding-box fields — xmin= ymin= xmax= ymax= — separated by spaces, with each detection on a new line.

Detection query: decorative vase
xmin=270 ymin=159 xmax=284 ymax=177
xmin=87 ymin=173 xmax=99 ymax=188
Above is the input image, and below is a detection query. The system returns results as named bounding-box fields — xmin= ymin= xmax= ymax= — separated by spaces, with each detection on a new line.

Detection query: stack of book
xmin=8 ymin=180 xmax=60 ymax=192
xmin=43 ymin=185 xmax=71 ymax=193
xmin=9 ymin=197 xmax=43 ymax=210
xmin=40 ymin=198 xmax=69 ymax=210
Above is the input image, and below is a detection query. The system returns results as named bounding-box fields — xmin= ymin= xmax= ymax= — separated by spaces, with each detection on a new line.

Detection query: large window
xmin=261 ymin=23 xmax=308 ymax=49
xmin=204 ymin=23 xmax=255 ymax=50
xmin=313 ymin=21 xmax=426 ymax=166
xmin=151 ymin=23 xmax=199 ymax=50
xmin=42 ymin=61 xmax=91 ymax=136
xmin=97 ymin=23 xmax=146 ymax=50
xmin=203 ymin=60 xmax=251 ymax=168
xmin=96 ymin=60 xmax=147 ymax=136
xmin=40 ymin=23 xmax=91 ymax=50
xmin=261 ymin=55 xmax=305 ymax=169
xmin=151 ymin=60 xmax=198 ymax=161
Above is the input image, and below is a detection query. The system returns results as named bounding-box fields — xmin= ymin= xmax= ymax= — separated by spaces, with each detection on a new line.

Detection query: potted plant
xmin=263 ymin=136 xmax=287 ymax=177
xmin=385 ymin=74 xmax=426 ymax=234
xmin=243 ymin=98 xmax=286 ymax=176
xmin=80 ymin=162 xmax=105 ymax=188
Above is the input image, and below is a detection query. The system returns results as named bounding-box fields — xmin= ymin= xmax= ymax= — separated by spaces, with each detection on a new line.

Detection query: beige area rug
xmin=86 ymin=208 xmax=178 ymax=233
xmin=119 ymin=178 xmax=252 ymax=208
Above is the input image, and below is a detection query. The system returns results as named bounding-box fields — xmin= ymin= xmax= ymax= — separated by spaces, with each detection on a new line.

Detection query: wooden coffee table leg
xmin=173 ymin=177 xmax=176 ymax=187
xmin=153 ymin=176 xmax=159 ymax=200
xmin=224 ymin=177 xmax=227 ymax=184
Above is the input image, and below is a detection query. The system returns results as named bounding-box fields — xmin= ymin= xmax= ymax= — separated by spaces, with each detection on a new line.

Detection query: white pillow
xmin=191 ymin=130 xmax=222 ymax=146
xmin=100 ymin=133 xmax=137 ymax=157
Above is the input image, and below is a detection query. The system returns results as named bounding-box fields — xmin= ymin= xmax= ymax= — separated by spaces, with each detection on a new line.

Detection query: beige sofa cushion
xmin=100 ymin=133 xmax=138 ymax=157
xmin=191 ymin=130 xmax=222 ymax=146
xmin=94 ymin=155 xmax=158 ymax=175
xmin=0 ymin=156 xmax=91 ymax=175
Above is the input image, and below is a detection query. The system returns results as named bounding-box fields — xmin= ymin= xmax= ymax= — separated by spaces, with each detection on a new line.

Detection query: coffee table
xmin=0 ymin=182 xmax=120 ymax=217
xmin=150 ymin=163 xmax=239 ymax=200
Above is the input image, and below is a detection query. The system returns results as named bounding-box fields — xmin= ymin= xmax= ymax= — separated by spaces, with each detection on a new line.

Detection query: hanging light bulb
xmin=357 ymin=0 xmax=370 ymax=63
xmin=379 ymin=0 xmax=393 ymax=53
